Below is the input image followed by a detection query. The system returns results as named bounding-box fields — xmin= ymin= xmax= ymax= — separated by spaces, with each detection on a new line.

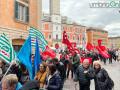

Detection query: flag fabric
xmin=96 ymin=45 xmax=110 ymax=58
xmin=29 ymin=27 xmax=48 ymax=52
xmin=86 ymin=42 xmax=93 ymax=50
xmin=62 ymin=31 xmax=74 ymax=50
xmin=84 ymin=39 xmax=87 ymax=52
xmin=17 ymin=35 xmax=33 ymax=79
xmin=33 ymin=37 xmax=41 ymax=78
xmin=42 ymin=46 xmax=56 ymax=57
xmin=96 ymin=39 xmax=110 ymax=58
xmin=0 ymin=33 xmax=16 ymax=64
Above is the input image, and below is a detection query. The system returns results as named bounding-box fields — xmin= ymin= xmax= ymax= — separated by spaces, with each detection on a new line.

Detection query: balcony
xmin=52 ymin=38 xmax=62 ymax=41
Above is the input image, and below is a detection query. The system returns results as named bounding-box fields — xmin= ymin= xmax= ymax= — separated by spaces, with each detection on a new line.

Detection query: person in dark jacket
xmin=74 ymin=59 xmax=94 ymax=90
xmin=52 ymin=57 xmax=65 ymax=89
xmin=60 ymin=54 xmax=69 ymax=70
xmin=44 ymin=64 xmax=62 ymax=90
xmin=0 ymin=59 xmax=11 ymax=75
xmin=18 ymin=62 xmax=30 ymax=85
xmin=10 ymin=61 xmax=19 ymax=75
xmin=85 ymin=51 xmax=93 ymax=58
xmin=72 ymin=51 xmax=80 ymax=74
xmin=93 ymin=61 xmax=109 ymax=90
xmin=108 ymin=50 xmax=113 ymax=64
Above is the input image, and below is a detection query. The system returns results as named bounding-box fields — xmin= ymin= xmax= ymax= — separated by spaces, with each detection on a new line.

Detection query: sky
xmin=42 ymin=0 xmax=120 ymax=37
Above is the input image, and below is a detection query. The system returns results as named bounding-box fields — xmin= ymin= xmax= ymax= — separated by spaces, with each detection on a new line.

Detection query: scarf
xmin=94 ymin=67 xmax=101 ymax=74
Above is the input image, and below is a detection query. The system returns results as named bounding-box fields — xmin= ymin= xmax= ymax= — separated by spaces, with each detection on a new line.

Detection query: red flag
xmin=74 ymin=48 xmax=80 ymax=54
xmin=71 ymin=42 xmax=77 ymax=48
xmin=62 ymin=31 xmax=74 ymax=50
xmin=40 ymin=52 xmax=47 ymax=60
xmin=96 ymin=46 xmax=110 ymax=58
xmin=86 ymin=42 xmax=93 ymax=50
xmin=42 ymin=46 xmax=56 ymax=57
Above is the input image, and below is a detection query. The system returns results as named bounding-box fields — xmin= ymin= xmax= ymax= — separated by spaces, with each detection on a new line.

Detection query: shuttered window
xmin=14 ymin=0 xmax=29 ymax=23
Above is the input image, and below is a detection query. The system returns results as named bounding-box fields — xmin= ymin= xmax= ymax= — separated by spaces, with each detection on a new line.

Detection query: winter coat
xmin=36 ymin=71 xmax=47 ymax=88
xmin=85 ymin=54 xmax=93 ymax=58
xmin=60 ymin=57 xmax=69 ymax=69
xmin=72 ymin=55 xmax=80 ymax=67
xmin=2 ymin=64 xmax=11 ymax=75
xmin=55 ymin=62 xmax=65 ymax=81
xmin=74 ymin=65 xmax=94 ymax=84
xmin=68 ymin=57 xmax=73 ymax=70
xmin=44 ymin=71 xmax=62 ymax=90
xmin=11 ymin=65 xmax=19 ymax=75
xmin=94 ymin=68 xmax=109 ymax=90
xmin=108 ymin=51 xmax=113 ymax=59
xmin=18 ymin=69 xmax=30 ymax=85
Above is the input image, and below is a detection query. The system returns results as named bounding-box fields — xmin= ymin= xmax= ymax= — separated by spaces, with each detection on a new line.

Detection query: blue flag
xmin=33 ymin=37 xmax=41 ymax=78
xmin=17 ymin=35 xmax=33 ymax=79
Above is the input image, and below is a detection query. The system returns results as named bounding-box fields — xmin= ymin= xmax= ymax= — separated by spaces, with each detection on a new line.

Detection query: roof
xmin=108 ymin=36 xmax=120 ymax=39
xmin=87 ymin=27 xmax=108 ymax=32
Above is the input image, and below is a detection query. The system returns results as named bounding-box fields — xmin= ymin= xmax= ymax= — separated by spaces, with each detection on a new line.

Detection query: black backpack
xmin=107 ymin=77 xmax=114 ymax=89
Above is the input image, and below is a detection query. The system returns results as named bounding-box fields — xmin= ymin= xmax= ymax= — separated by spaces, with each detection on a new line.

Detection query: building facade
xmin=42 ymin=0 xmax=86 ymax=50
xmin=108 ymin=36 xmax=120 ymax=48
xmin=87 ymin=27 xmax=109 ymax=47
xmin=0 ymin=0 xmax=42 ymax=52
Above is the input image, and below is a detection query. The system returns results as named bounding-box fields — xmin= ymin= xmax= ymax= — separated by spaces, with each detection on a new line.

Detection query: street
xmin=63 ymin=59 xmax=120 ymax=90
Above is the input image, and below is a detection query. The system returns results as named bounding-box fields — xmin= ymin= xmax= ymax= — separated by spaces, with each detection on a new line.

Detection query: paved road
xmin=63 ymin=59 xmax=120 ymax=90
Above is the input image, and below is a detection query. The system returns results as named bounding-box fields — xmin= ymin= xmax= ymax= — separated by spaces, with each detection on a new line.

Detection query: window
xmin=78 ymin=36 xmax=80 ymax=40
xmin=49 ymin=25 xmax=51 ymax=30
xmin=82 ymin=29 xmax=84 ymax=33
xmin=56 ymin=35 xmax=58 ymax=40
xmin=82 ymin=36 xmax=84 ymax=40
xmin=78 ymin=29 xmax=80 ymax=33
xmin=56 ymin=26 xmax=58 ymax=30
xmin=14 ymin=1 xmax=29 ymax=23
xmin=18 ymin=4 xmax=25 ymax=21
xmin=68 ymin=35 xmax=70 ymax=40
xmin=49 ymin=34 xmax=51 ymax=39
xmin=73 ymin=28 xmax=75 ymax=32
xmin=68 ymin=28 xmax=70 ymax=31
xmin=73 ymin=36 xmax=75 ymax=40
xmin=62 ymin=27 xmax=64 ymax=30
xmin=13 ymin=45 xmax=22 ymax=52
xmin=42 ymin=25 xmax=45 ymax=29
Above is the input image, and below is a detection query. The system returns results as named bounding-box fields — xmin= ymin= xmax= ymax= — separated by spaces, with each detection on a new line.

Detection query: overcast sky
xmin=42 ymin=0 xmax=120 ymax=37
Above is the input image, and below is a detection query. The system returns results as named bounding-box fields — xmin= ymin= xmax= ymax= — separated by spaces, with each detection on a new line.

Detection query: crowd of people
xmin=0 ymin=48 xmax=117 ymax=90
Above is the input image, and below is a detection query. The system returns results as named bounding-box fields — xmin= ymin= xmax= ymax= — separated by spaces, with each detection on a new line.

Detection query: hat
xmin=0 ymin=68 xmax=2 ymax=74
xmin=19 ymin=80 xmax=40 ymax=90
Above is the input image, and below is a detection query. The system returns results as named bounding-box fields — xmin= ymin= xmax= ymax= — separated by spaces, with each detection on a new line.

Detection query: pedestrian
xmin=85 ymin=51 xmax=93 ymax=58
xmin=103 ymin=56 xmax=106 ymax=65
xmin=0 ymin=59 xmax=11 ymax=75
xmin=0 ymin=68 xmax=3 ymax=90
xmin=44 ymin=64 xmax=62 ymax=90
xmin=1 ymin=74 xmax=22 ymax=90
xmin=74 ymin=59 xmax=94 ymax=90
xmin=93 ymin=61 xmax=109 ymax=90
xmin=108 ymin=50 xmax=113 ymax=64
xmin=52 ymin=57 xmax=65 ymax=89
xmin=34 ymin=61 xmax=47 ymax=88
xmin=40 ymin=55 xmax=45 ymax=62
xmin=60 ymin=53 xmax=69 ymax=77
xmin=46 ymin=55 xmax=51 ymax=64
xmin=10 ymin=61 xmax=19 ymax=75
xmin=18 ymin=62 xmax=30 ymax=85
xmin=116 ymin=49 xmax=119 ymax=62
xmin=19 ymin=80 xmax=40 ymax=90
xmin=72 ymin=51 xmax=80 ymax=74
xmin=67 ymin=54 xmax=74 ymax=79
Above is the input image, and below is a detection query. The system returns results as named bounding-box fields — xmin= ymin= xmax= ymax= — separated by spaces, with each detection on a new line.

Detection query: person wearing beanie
xmin=19 ymin=80 xmax=40 ymax=90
